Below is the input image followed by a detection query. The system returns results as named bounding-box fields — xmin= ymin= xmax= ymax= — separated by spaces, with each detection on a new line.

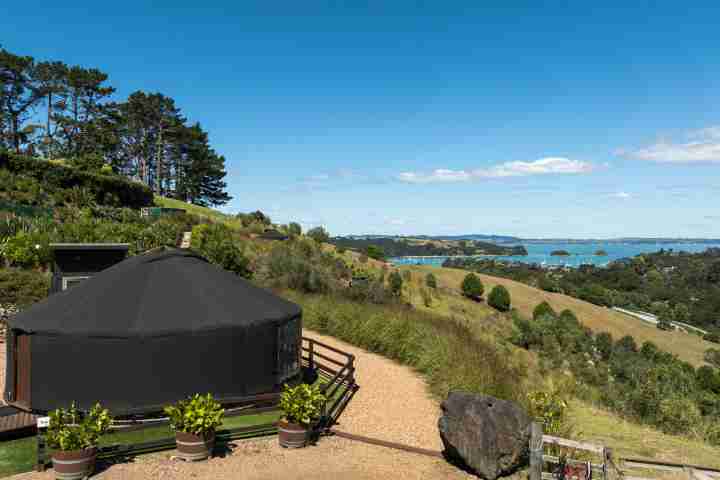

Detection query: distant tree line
xmin=0 ymin=47 xmax=230 ymax=206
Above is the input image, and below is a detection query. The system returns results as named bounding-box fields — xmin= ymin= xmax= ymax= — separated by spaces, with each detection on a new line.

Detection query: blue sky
xmin=3 ymin=2 xmax=720 ymax=238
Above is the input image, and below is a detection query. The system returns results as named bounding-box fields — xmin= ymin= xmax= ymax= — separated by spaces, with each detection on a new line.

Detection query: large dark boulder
xmin=438 ymin=391 xmax=532 ymax=479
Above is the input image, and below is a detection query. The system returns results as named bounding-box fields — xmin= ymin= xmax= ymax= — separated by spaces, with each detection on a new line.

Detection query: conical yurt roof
xmin=9 ymin=248 xmax=300 ymax=338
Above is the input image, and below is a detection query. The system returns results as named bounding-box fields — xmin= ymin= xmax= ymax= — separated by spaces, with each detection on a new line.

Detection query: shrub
xmin=0 ymin=152 xmax=153 ymax=208
xmin=0 ymin=268 xmax=49 ymax=306
xmin=388 ymin=271 xmax=403 ymax=296
xmin=656 ymin=396 xmax=702 ymax=435
xmin=46 ymin=402 xmax=112 ymax=451
xmin=526 ymin=388 xmax=569 ymax=436
xmin=595 ymin=332 xmax=613 ymax=361
xmin=279 ymin=383 xmax=325 ymax=426
xmin=287 ymin=222 xmax=302 ymax=237
xmin=365 ymin=244 xmax=385 ymax=261
xmin=165 ymin=393 xmax=224 ymax=435
xmin=461 ymin=273 xmax=484 ymax=300
xmin=191 ymin=223 xmax=252 ymax=278
xmin=488 ymin=285 xmax=511 ymax=311
xmin=420 ymin=287 xmax=433 ymax=307
xmin=657 ymin=320 xmax=674 ymax=331
xmin=425 ymin=272 xmax=437 ymax=289
xmin=533 ymin=301 xmax=556 ymax=320
xmin=306 ymin=226 xmax=330 ymax=243
xmin=704 ymin=332 xmax=720 ymax=344
xmin=705 ymin=349 xmax=720 ymax=368
xmin=615 ymin=335 xmax=638 ymax=354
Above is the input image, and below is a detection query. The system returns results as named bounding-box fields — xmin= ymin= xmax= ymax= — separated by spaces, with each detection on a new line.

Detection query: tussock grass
xmin=284 ymin=290 xmax=528 ymax=405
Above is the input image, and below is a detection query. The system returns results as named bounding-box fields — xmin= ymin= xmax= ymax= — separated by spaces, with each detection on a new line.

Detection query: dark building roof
xmin=258 ymin=229 xmax=289 ymax=241
xmin=9 ymin=248 xmax=300 ymax=338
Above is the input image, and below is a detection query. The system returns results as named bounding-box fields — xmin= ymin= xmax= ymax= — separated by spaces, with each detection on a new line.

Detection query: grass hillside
xmin=154 ymin=196 xmax=243 ymax=228
xmin=402 ymin=265 xmax=713 ymax=367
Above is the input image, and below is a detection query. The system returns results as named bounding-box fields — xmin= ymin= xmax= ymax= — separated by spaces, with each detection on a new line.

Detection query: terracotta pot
xmin=175 ymin=431 xmax=215 ymax=461
xmin=52 ymin=447 xmax=97 ymax=480
xmin=278 ymin=420 xmax=309 ymax=448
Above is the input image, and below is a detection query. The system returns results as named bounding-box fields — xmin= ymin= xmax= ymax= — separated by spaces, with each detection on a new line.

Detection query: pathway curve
xmin=12 ymin=329 xmax=471 ymax=480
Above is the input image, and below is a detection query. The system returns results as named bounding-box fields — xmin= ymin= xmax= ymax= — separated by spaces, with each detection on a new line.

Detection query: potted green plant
xmin=278 ymin=383 xmax=325 ymax=448
xmin=164 ymin=393 xmax=224 ymax=461
xmin=46 ymin=402 xmax=112 ymax=480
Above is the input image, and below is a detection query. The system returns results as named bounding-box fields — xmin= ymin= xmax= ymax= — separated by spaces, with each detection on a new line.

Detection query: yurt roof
xmin=9 ymin=248 xmax=300 ymax=338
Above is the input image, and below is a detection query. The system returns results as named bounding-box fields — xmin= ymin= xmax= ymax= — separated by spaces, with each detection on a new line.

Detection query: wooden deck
xmin=0 ymin=406 xmax=38 ymax=438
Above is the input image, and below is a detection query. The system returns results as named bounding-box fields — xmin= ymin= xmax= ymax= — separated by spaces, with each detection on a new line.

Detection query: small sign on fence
xmin=36 ymin=417 xmax=49 ymax=429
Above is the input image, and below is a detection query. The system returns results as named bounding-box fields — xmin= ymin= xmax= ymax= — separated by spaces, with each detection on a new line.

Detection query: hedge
xmin=0 ymin=152 xmax=153 ymax=209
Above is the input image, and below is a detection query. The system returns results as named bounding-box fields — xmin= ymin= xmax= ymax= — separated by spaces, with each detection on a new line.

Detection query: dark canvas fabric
xmin=9 ymin=249 xmax=300 ymax=337
xmin=5 ymin=248 xmax=302 ymax=414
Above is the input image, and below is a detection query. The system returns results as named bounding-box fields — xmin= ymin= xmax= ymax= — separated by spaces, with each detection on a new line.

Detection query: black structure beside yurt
xmin=49 ymin=243 xmax=129 ymax=293
xmin=4 ymin=248 xmax=302 ymax=415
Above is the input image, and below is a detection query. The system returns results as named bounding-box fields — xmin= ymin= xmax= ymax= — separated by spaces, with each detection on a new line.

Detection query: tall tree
xmin=32 ymin=60 xmax=68 ymax=158
xmin=0 ymin=49 xmax=44 ymax=153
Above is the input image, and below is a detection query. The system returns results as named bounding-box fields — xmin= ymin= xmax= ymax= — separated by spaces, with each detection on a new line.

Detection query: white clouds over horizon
xmin=620 ymin=126 xmax=720 ymax=163
xmin=396 ymin=157 xmax=595 ymax=184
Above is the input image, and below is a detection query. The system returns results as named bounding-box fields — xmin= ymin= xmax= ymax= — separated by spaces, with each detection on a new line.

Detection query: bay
xmin=389 ymin=242 xmax=720 ymax=268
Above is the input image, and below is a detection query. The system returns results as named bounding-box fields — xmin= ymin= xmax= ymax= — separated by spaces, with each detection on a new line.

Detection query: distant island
xmin=595 ymin=249 xmax=608 ymax=256
xmin=330 ymin=236 xmax=528 ymax=258
xmin=550 ymin=250 xmax=571 ymax=256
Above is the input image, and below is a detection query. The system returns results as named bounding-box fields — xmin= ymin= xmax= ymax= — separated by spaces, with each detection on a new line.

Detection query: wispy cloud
xmin=619 ymin=126 xmax=720 ymax=163
xmin=396 ymin=157 xmax=595 ymax=184
xmin=610 ymin=191 xmax=633 ymax=199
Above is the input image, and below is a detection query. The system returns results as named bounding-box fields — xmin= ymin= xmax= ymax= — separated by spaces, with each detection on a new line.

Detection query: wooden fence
xmin=530 ymin=422 xmax=720 ymax=480
xmin=35 ymin=336 xmax=358 ymax=472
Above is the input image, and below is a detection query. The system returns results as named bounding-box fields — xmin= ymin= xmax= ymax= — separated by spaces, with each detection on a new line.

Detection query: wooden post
xmin=603 ymin=447 xmax=613 ymax=480
xmin=530 ymin=422 xmax=543 ymax=480
xmin=309 ymin=340 xmax=315 ymax=370
xmin=35 ymin=431 xmax=46 ymax=472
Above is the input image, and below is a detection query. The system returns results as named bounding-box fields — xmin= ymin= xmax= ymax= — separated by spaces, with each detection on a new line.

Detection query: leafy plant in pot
xmin=46 ymin=402 xmax=112 ymax=480
xmin=278 ymin=383 xmax=325 ymax=448
xmin=164 ymin=393 xmax=224 ymax=461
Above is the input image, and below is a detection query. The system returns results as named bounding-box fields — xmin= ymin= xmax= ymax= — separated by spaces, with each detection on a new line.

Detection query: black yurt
xmin=3 ymin=248 xmax=302 ymax=415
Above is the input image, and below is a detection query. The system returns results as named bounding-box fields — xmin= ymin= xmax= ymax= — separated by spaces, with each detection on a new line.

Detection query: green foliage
xmin=46 ymin=403 xmax=112 ymax=451
xmin=527 ymin=388 xmax=569 ymax=435
xmin=388 ymin=271 xmax=403 ymax=296
xmin=461 ymin=273 xmax=484 ymax=299
xmin=365 ymin=244 xmax=385 ymax=261
xmin=0 ymin=152 xmax=153 ymax=209
xmin=533 ymin=301 xmax=556 ymax=320
xmin=420 ymin=287 xmax=433 ymax=307
xmin=0 ymin=233 xmax=44 ymax=268
xmin=488 ymin=285 xmax=511 ymax=311
xmin=425 ymin=272 xmax=437 ymax=289
xmin=164 ymin=393 xmax=225 ymax=435
xmin=279 ymin=383 xmax=325 ymax=426
xmin=293 ymin=291 xmax=527 ymax=404
xmin=306 ymin=226 xmax=330 ymax=243
xmin=0 ymin=268 xmax=49 ymax=306
xmin=191 ymin=223 xmax=252 ymax=278
xmin=704 ymin=332 xmax=720 ymax=344
xmin=705 ymin=349 xmax=720 ymax=368
xmin=262 ymin=239 xmax=349 ymax=294
xmin=287 ymin=222 xmax=302 ymax=238
xmin=595 ymin=332 xmax=613 ymax=361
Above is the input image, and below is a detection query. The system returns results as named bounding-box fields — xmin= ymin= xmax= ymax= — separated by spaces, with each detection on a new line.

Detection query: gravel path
xmin=11 ymin=329 xmax=472 ymax=480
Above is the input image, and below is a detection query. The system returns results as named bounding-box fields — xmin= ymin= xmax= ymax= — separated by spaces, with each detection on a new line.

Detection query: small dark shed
xmin=49 ymin=243 xmax=129 ymax=293
xmin=258 ymin=229 xmax=289 ymax=241
xmin=4 ymin=248 xmax=302 ymax=415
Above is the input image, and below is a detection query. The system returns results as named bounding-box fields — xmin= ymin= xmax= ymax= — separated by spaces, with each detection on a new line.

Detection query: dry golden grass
xmin=400 ymin=265 xmax=713 ymax=367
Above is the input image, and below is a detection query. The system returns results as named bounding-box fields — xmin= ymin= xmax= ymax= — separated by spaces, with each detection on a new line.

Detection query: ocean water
xmin=389 ymin=242 xmax=720 ymax=268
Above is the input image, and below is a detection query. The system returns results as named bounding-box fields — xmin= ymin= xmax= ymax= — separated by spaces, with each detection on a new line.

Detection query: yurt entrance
xmin=9 ymin=332 xmax=31 ymax=410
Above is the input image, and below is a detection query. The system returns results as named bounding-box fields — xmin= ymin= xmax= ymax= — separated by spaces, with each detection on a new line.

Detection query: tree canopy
xmin=0 ymin=47 xmax=231 ymax=206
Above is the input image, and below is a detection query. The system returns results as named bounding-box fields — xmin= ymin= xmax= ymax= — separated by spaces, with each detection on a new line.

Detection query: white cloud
xmin=397 ymin=157 xmax=594 ymax=184
xmin=610 ymin=191 xmax=633 ymax=199
xmin=384 ymin=217 xmax=408 ymax=226
xmin=621 ymin=126 xmax=720 ymax=163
